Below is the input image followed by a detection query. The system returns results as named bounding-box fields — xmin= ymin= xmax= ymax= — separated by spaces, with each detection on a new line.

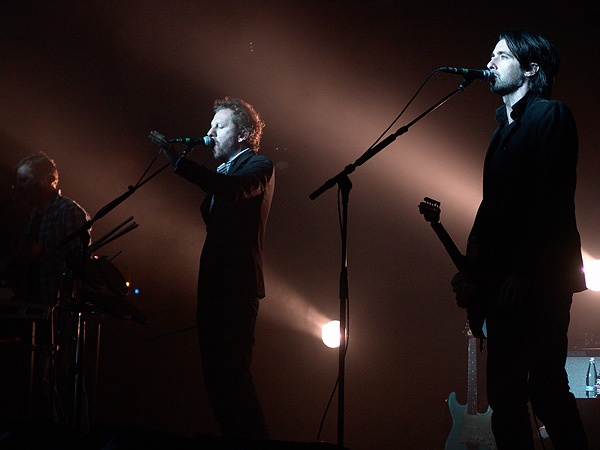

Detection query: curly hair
xmin=499 ymin=28 xmax=559 ymax=99
xmin=213 ymin=97 xmax=265 ymax=152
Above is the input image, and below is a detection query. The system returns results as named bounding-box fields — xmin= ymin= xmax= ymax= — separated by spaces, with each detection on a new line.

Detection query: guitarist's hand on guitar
xmin=451 ymin=272 xmax=467 ymax=308
xmin=452 ymin=272 xmax=487 ymax=339
xmin=451 ymin=271 xmax=477 ymax=309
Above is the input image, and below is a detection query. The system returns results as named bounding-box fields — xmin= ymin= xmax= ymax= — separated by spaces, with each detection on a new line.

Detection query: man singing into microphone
xmin=451 ymin=29 xmax=588 ymax=449
xmin=149 ymin=97 xmax=274 ymax=440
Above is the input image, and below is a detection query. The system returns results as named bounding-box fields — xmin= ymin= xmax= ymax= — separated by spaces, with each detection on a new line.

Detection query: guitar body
xmin=445 ymin=391 xmax=495 ymax=450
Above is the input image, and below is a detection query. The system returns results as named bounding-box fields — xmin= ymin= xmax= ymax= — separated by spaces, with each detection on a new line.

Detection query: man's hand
xmin=451 ymin=271 xmax=481 ymax=309
xmin=149 ymin=131 xmax=179 ymax=165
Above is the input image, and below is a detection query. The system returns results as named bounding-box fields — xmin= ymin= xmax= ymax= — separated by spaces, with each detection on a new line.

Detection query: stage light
xmin=322 ymin=320 xmax=341 ymax=348
xmin=584 ymin=259 xmax=600 ymax=292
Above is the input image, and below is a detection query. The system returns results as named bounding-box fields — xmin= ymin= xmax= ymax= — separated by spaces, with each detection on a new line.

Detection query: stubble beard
xmin=490 ymin=72 xmax=526 ymax=97
xmin=212 ymin=140 xmax=238 ymax=162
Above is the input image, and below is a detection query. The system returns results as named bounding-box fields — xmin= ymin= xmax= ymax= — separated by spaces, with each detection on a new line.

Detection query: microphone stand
xmin=59 ymin=141 xmax=197 ymax=250
xmin=309 ymin=78 xmax=473 ymax=449
xmin=56 ymin=143 xmax=196 ymax=431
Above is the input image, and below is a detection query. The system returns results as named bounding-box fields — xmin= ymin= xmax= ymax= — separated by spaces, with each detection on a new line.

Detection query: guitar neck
xmin=467 ymin=335 xmax=478 ymax=415
xmin=430 ymin=222 xmax=466 ymax=272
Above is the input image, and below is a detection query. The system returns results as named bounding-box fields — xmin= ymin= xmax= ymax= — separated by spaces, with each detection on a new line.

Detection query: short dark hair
xmin=17 ymin=151 xmax=59 ymax=188
xmin=499 ymin=28 xmax=559 ymax=99
xmin=214 ymin=97 xmax=265 ymax=152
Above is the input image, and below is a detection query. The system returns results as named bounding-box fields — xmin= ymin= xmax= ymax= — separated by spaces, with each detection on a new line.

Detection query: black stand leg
xmin=337 ymin=174 xmax=351 ymax=449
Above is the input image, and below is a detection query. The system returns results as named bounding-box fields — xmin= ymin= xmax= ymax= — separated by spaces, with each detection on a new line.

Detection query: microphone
xmin=439 ymin=67 xmax=494 ymax=81
xmin=168 ymin=136 xmax=214 ymax=147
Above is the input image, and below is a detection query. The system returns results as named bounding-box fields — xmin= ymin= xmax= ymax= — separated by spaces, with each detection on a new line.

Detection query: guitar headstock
xmin=418 ymin=197 xmax=441 ymax=224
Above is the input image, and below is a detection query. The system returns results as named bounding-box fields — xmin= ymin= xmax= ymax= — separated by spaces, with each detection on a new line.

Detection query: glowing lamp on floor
xmin=322 ymin=320 xmax=341 ymax=348
xmin=584 ymin=260 xmax=600 ymax=292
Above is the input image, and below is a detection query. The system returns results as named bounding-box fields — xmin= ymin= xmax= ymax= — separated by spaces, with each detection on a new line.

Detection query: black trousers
xmin=196 ymin=295 xmax=268 ymax=440
xmin=486 ymin=291 xmax=588 ymax=450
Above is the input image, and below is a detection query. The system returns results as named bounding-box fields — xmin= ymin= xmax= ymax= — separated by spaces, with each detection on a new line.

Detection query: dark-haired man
xmin=452 ymin=29 xmax=588 ymax=449
xmin=150 ymin=97 xmax=274 ymax=440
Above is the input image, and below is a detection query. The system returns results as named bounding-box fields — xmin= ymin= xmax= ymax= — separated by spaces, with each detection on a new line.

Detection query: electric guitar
xmin=418 ymin=197 xmax=485 ymax=339
xmin=445 ymin=326 xmax=496 ymax=450
xmin=418 ymin=197 xmax=495 ymax=449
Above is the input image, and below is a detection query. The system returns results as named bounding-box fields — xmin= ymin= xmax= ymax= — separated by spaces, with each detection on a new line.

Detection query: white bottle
xmin=586 ymin=357 xmax=597 ymax=391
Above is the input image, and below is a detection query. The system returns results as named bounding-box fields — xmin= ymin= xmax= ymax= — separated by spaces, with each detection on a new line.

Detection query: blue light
xmin=134 ymin=288 xmax=140 ymax=294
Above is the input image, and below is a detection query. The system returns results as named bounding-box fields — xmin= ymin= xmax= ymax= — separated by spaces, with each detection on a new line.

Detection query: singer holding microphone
xmin=149 ymin=97 xmax=274 ymax=440
xmin=450 ymin=29 xmax=588 ymax=449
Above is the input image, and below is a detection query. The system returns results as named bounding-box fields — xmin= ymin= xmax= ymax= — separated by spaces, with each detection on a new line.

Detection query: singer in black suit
xmin=451 ymin=29 xmax=588 ymax=450
xmin=149 ymin=97 xmax=274 ymax=440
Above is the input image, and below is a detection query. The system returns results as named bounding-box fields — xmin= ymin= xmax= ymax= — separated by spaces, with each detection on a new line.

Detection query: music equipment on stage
xmin=445 ymin=326 xmax=496 ymax=450
xmin=0 ymin=249 xmax=146 ymax=430
xmin=83 ymin=255 xmax=129 ymax=297
xmin=84 ymin=290 xmax=148 ymax=325
xmin=0 ymin=291 xmax=50 ymax=321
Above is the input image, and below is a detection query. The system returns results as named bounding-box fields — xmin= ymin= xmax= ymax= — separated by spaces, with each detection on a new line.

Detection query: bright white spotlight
xmin=584 ymin=260 xmax=600 ymax=292
xmin=322 ymin=320 xmax=341 ymax=348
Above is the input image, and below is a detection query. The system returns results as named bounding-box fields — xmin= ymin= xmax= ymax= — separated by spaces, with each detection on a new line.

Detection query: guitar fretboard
xmin=467 ymin=335 xmax=478 ymax=415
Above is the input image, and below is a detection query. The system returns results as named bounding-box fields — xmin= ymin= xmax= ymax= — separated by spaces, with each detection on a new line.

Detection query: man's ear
xmin=238 ymin=130 xmax=250 ymax=143
xmin=524 ymin=62 xmax=539 ymax=78
xmin=40 ymin=173 xmax=57 ymax=190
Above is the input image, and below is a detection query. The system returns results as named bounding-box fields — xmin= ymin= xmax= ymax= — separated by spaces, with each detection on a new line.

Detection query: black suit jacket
xmin=469 ymin=92 xmax=586 ymax=294
xmin=174 ymin=150 xmax=274 ymax=299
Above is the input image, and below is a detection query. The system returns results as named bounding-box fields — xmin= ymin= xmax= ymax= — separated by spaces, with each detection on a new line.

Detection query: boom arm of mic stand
xmin=57 ymin=159 xmax=172 ymax=251
xmin=309 ymin=81 xmax=470 ymax=200
xmin=90 ymin=142 xmax=200 ymax=228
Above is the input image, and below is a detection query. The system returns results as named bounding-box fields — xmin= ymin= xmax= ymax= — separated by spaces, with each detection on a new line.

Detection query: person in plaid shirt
xmin=1 ymin=151 xmax=89 ymax=421
xmin=9 ymin=152 xmax=90 ymax=305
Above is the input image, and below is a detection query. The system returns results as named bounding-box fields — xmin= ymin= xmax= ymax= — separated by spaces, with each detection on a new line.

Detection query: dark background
xmin=1 ymin=1 xmax=599 ymax=449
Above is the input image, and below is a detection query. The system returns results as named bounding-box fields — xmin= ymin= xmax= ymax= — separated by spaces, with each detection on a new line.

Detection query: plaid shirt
xmin=19 ymin=193 xmax=90 ymax=304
